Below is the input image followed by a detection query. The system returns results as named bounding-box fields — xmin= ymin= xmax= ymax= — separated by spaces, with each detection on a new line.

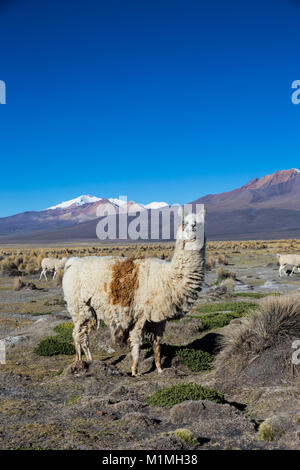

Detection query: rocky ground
xmin=0 ymin=251 xmax=299 ymax=450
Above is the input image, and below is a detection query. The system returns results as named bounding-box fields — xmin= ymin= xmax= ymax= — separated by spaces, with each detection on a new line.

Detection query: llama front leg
xmin=40 ymin=269 xmax=48 ymax=281
xmin=279 ymin=265 xmax=285 ymax=277
xmin=53 ymin=270 xmax=57 ymax=280
xmin=73 ymin=325 xmax=82 ymax=361
xmin=153 ymin=336 xmax=163 ymax=374
xmin=131 ymin=342 xmax=140 ymax=377
xmin=129 ymin=322 xmax=144 ymax=376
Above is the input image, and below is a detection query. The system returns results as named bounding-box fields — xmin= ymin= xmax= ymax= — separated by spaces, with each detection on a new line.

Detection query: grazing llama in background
xmin=40 ymin=257 xmax=67 ymax=281
xmin=277 ymin=253 xmax=300 ymax=278
xmin=62 ymin=206 xmax=206 ymax=376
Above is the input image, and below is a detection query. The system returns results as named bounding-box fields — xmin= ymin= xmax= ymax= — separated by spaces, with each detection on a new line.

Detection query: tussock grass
xmin=258 ymin=421 xmax=275 ymax=442
xmin=217 ymin=267 xmax=236 ymax=282
xmin=173 ymin=429 xmax=199 ymax=447
xmin=216 ymin=295 xmax=300 ymax=370
xmin=13 ymin=277 xmax=25 ymax=291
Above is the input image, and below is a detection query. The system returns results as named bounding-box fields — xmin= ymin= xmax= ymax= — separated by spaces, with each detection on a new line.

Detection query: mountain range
xmin=1 ymin=168 xmax=300 ymax=242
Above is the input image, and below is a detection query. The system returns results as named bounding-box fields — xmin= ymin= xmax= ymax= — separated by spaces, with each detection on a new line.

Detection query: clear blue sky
xmin=0 ymin=0 xmax=300 ymax=217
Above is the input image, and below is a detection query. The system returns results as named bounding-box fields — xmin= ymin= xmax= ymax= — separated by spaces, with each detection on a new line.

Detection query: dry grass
xmin=217 ymin=254 xmax=229 ymax=265
xmin=206 ymin=256 xmax=216 ymax=271
xmin=219 ymin=277 xmax=235 ymax=294
xmin=217 ymin=267 xmax=236 ymax=282
xmin=0 ymin=244 xmax=175 ymax=277
xmin=54 ymin=269 xmax=64 ymax=287
xmin=13 ymin=277 xmax=25 ymax=291
xmin=0 ymin=238 xmax=300 ymax=280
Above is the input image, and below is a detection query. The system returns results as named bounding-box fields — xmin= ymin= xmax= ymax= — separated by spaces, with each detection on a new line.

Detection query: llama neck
xmin=168 ymin=237 xmax=206 ymax=318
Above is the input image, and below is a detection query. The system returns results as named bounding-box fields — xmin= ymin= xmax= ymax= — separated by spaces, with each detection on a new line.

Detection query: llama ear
xmin=177 ymin=206 xmax=184 ymax=222
xmin=195 ymin=205 xmax=205 ymax=224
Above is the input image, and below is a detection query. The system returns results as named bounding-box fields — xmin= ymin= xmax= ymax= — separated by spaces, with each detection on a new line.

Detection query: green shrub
xmin=54 ymin=322 xmax=74 ymax=341
xmin=147 ymin=383 xmax=224 ymax=407
xmin=258 ymin=421 xmax=275 ymax=442
xmin=34 ymin=336 xmax=75 ymax=356
xmin=233 ymin=292 xmax=266 ymax=299
xmin=196 ymin=301 xmax=258 ymax=314
xmin=34 ymin=322 xmax=75 ymax=356
xmin=195 ymin=301 xmax=259 ymax=331
xmin=174 ymin=429 xmax=198 ymax=447
xmin=143 ymin=343 xmax=213 ymax=371
xmin=233 ymin=292 xmax=280 ymax=299
xmin=177 ymin=348 xmax=214 ymax=371
xmin=200 ymin=311 xmax=241 ymax=330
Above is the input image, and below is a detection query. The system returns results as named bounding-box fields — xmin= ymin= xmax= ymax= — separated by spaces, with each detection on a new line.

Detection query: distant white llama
xmin=276 ymin=253 xmax=300 ymax=277
xmin=40 ymin=257 xmax=67 ymax=281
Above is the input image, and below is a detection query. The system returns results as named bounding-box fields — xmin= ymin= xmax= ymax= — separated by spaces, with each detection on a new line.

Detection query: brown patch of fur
xmin=103 ymin=282 xmax=107 ymax=292
xmin=109 ymin=257 xmax=140 ymax=309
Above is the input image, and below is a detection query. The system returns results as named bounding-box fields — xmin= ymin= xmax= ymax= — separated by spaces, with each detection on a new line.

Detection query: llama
xmin=40 ymin=257 xmax=67 ymax=281
xmin=62 ymin=206 xmax=206 ymax=376
xmin=276 ymin=253 xmax=300 ymax=278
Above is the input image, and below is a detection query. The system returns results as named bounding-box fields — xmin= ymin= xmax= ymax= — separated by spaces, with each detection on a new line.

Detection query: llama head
xmin=177 ymin=206 xmax=205 ymax=249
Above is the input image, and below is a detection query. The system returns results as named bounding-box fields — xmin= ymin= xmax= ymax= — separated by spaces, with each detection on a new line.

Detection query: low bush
xmin=200 ymin=311 xmax=241 ymax=330
xmin=177 ymin=348 xmax=214 ymax=371
xmin=147 ymin=383 xmax=224 ymax=407
xmin=196 ymin=301 xmax=258 ymax=315
xmin=34 ymin=322 xmax=75 ymax=356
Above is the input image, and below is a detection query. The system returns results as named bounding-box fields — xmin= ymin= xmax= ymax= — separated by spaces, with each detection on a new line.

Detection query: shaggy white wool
xmin=63 ymin=210 xmax=206 ymax=375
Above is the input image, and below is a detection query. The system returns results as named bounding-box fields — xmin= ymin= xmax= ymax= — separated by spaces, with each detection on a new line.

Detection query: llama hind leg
xmin=73 ymin=324 xmax=93 ymax=361
xmin=81 ymin=330 xmax=93 ymax=361
xmin=71 ymin=306 xmax=97 ymax=362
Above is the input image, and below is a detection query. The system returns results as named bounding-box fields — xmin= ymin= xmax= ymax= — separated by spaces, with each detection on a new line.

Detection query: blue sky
xmin=0 ymin=0 xmax=300 ymax=217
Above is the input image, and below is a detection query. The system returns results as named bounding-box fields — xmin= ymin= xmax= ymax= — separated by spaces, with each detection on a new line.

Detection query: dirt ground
xmin=0 ymin=245 xmax=299 ymax=450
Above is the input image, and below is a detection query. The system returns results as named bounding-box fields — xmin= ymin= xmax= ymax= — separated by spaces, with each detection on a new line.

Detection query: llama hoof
xmin=157 ymin=368 xmax=163 ymax=374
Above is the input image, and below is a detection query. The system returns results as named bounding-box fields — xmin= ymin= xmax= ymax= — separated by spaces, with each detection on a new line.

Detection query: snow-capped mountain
xmin=1 ymin=169 xmax=300 ymax=241
xmin=47 ymin=195 xmax=101 ymax=210
xmin=144 ymin=201 xmax=169 ymax=210
xmin=47 ymin=195 xmax=169 ymax=212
